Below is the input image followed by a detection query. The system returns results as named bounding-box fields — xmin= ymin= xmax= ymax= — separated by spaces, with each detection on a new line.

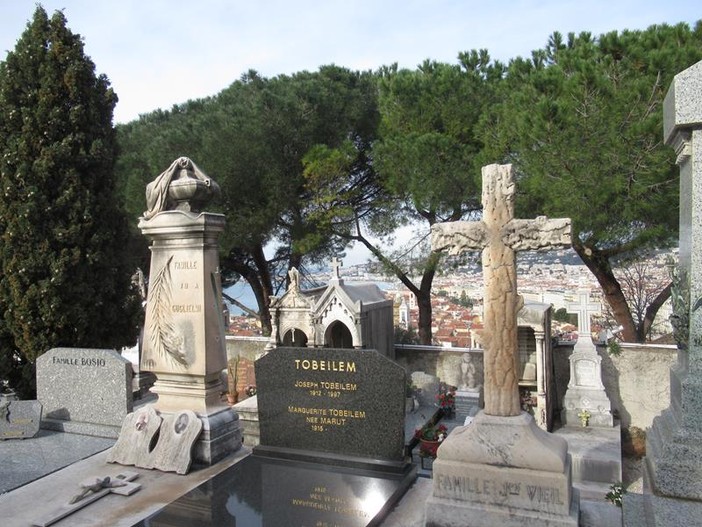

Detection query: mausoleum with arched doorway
xmin=269 ymin=259 xmax=395 ymax=358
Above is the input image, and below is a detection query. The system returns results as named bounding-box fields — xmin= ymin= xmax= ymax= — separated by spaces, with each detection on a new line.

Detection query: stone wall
xmin=553 ymin=343 xmax=678 ymax=429
xmin=225 ymin=335 xmax=269 ymax=363
xmin=396 ymin=342 xmax=677 ymax=430
xmin=394 ymin=344 xmax=484 ymax=390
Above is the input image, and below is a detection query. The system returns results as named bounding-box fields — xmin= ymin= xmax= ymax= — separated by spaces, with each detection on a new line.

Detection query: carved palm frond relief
xmin=146 ymin=255 xmax=188 ymax=368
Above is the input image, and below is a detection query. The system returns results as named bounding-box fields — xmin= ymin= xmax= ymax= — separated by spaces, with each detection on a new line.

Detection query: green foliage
xmin=480 ymin=22 xmax=702 ymax=342
xmin=605 ymin=482 xmax=626 ymax=507
xmin=608 ymin=340 xmax=622 ymax=356
xmin=116 ymin=66 xmax=379 ymax=334
xmin=0 ymin=7 xmax=141 ymax=385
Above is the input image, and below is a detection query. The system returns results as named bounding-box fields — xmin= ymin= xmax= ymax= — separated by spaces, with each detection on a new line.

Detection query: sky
xmin=1 ymin=1 xmax=699 ymax=124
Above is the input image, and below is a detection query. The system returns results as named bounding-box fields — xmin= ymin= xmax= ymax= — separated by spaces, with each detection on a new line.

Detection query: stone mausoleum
xmin=269 ymin=258 xmax=395 ymax=358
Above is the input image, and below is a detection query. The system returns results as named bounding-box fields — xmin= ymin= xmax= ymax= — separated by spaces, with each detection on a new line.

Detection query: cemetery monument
xmin=561 ymin=289 xmax=614 ymax=427
xmin=137 ymin=157 xmax=241 ymax=464
xmin=427 ymin=163 xmax=579 ymax=526
xmin=624 ymin=58 xmax=702 ymax=525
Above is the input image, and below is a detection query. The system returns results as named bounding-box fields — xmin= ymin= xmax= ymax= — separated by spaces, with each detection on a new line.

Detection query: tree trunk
xmin=573 ymin=242 xmax=638 ymax=342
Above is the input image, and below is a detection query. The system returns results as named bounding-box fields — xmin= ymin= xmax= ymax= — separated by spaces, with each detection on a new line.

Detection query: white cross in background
xmin=330 ymin=256 xmax=343 ymax=281
xmin=566 ymin=289 xmax=601 ymax=338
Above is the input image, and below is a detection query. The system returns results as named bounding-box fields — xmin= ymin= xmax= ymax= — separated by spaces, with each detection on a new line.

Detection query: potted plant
xmin=414 ymin=422 xmax=448 ymax=458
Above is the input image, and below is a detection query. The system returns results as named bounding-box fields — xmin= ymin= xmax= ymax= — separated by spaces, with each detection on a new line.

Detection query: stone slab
xmin=144 ymin=410 xmax=202 ymax=474
xmin=554 ymin=425 xmax=622 ymax=485
xmin=133 ymin=453 xmax=416 ymax=527
xmin=424 ymin=489 xmax=579 ymax=527
xmin=431 ymin=457 xmax=574 ymax=516
xmin=0 ymin=429 xmax=114 ymax=494
xmin=0 ymin=446 xmax=248 ymax=527
xmin=0 ymin=400 xmax=42 ymax=439
xmin=107 ymin=405 xmax=162 ymax=467
xmin=36 ymin=348 xmax=133 ymax=437
xmin=255 ymin=347 xmax=406 ymax=466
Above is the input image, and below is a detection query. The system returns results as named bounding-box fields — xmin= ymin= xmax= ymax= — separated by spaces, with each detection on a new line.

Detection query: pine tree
xmin=0 ymin=7 xmax=140 ymax=395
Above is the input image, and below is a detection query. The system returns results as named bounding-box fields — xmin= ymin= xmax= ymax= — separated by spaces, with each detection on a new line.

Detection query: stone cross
xmin=330 ymin=256 xmax=343 ymax=282
xmin=566 ymin=289 xmax=601 ymax=342
xmin=33 ymin=472 xmax=140 ymax=527
xmin=432 ymin=164 xmax=571 ymax=416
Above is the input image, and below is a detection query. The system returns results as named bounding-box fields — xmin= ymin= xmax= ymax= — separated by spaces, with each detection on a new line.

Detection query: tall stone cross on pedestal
xmin=432 ymin=164 xmax=571 ymax=416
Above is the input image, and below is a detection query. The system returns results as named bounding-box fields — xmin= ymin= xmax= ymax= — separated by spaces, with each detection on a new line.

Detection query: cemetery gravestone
xmin=36 ymin=348 xmax=133 ymax=438
xmin=561 ymin=290 xmax=613 ymax=427
xmin=427 ymin=164 xmax=578 ymax=526
xmin=107 ymin=405 xmax=162 ymax=467
xmin=0 ymin=400 xmax=42 ymax=440
xmin=139 ymin=346 xmax=417 ymax=527
xmin=255 ymin=347 xmax=407 ymax=467
xmin=138 ymin=157 xmax=241 ymax=465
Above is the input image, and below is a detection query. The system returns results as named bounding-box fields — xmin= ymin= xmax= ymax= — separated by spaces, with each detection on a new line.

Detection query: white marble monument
xmin=561 ymin=289 xmax=613 ymax=427
xmin=426 ymin=164 xmax=579 ymax=526
xmin=138 ymin=157 xmax=241 ymax=465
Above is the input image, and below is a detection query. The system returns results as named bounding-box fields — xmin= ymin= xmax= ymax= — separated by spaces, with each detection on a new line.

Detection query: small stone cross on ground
xmin=566 ymin=289 xmax=601 ymax=343
xmin=432 ymin=164 xmax=571 ymax=416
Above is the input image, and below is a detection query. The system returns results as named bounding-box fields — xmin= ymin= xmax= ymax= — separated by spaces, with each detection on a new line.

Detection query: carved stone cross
xmin=432 ymin=164 xmax=571 ymax=416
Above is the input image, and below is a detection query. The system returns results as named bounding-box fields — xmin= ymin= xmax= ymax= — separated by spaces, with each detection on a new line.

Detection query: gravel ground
xmin=623 ymin=455 xmax=644 ymax=494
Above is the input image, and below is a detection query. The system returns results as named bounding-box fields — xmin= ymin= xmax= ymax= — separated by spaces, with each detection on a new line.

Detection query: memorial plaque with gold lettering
xmin=255 ymin=347 xmax=406 ymax=465
xmin=0 ymin=400 xmax=42 ymax=440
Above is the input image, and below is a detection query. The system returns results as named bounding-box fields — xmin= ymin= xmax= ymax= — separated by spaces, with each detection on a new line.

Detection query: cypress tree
xmin=0 ymin=7 xmax=140 ymax=396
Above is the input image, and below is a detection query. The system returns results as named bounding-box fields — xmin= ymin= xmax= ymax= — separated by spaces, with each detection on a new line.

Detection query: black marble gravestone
xmin=136 ymin=347 xmax=416 ymax=527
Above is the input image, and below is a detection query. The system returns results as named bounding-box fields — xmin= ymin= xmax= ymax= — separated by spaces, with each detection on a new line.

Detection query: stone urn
xmin=167 ymin=161 xmax=218 ymax=213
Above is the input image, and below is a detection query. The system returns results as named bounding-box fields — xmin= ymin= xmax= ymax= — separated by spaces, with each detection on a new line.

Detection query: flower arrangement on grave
xmin=414 ymin=423 xmax=448 ymax=458
xmin=437 ymin=382 xmax=456 ymax=416
xmin=578 ymin=408 xmax=591 ymax=427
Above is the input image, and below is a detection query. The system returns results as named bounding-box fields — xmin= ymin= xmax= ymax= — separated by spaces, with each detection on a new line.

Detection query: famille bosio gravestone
xmin=36 ymin=348 xmax=132 ymax=438
xmin=427 ymin=164 xmax=579 ymax=526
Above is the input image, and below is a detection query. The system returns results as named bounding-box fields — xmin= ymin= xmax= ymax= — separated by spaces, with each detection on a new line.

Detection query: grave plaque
xmin=255 ymin=347 xmax=406 ymax=467
xmin=37 ymin=348 xmax=133 ymax=438
xmin=0 ymin=400 xmax=42 ymax=440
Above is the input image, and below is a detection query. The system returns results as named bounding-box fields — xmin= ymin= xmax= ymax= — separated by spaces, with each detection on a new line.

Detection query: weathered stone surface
xmin=431 ymin=164 xmax=570 ymax=416
xmin=106 ymin=405 xmax=162 ymax=466
xmin=36 ymin=348 xmax=132 ymax=438
xmin=428 ymin=164 xmax=578 ymax=526
xmin=0 ymin=400 xmax=42 ymax=440
xmin=143 ymin=410 xmax=202 ymax=474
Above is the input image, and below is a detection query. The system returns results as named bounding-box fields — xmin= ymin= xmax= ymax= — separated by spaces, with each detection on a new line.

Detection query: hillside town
xmin=228 ymin=247 xmax=676 ymax=346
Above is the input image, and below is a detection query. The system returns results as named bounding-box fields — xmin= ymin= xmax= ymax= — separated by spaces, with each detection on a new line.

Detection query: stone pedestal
xmin=646 ymin=59 xmax=702 ymax=500
xmin=622 ymin=60 xmax=702 ymax=525
xmin=561 ymin=347 xmax=613 ymax=427
xmin=424 ymin=411 xmax=579 ymax=526
xmin=139 ymin=210 xmax=241 ymax=465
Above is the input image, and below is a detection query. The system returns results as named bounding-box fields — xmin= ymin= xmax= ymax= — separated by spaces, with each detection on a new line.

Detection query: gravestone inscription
xmin=0 ymin=400 xmax=42 ymax=440
xmin=255 ymin=347 xmax=406 ymax=467
xmin=36 ymin=348 xmax=133 ymax=438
